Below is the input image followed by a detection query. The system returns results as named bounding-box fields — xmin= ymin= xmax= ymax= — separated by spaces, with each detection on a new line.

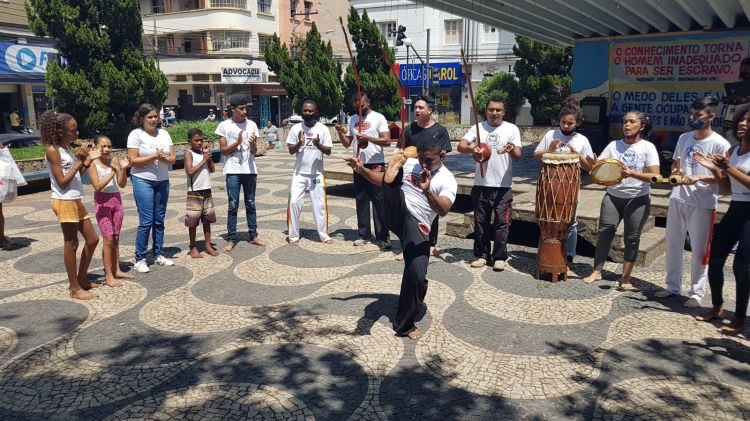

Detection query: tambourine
xmin=590 ymin=158 xmax=626 ymax=186
xmin=473 ymin=143 xmax=492 ymax=164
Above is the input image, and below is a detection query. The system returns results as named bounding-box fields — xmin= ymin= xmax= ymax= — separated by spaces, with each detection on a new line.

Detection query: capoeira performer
xmin=345 ymin=136 xmax=457 ymax=340
xmin=694 ymin=103 xmax=750 ymax=334
xmin=657 ymin=96 xmax=730 ymax=307
xmin=286 ymin=100 xmax=333 ymax=245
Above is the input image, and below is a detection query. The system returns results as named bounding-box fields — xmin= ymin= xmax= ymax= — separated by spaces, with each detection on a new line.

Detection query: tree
xmin=265 ymin=24 xmax=343 ymax=118
xmin=26 ymin=0 xmax=167 ymax=141
xmin=343 ymin=7 xmax=400 ymax=120
xmin=474 ymin=72 xmax=524 ymax=123
xmin=513 ymin=35 xmax=573 ymax=125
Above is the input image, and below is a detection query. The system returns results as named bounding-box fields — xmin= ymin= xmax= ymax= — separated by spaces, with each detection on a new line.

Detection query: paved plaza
xmin=0 ymin=147 xmax=749 ymax=420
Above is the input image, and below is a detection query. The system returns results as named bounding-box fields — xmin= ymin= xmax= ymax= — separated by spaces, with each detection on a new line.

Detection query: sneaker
xmin=353 ymin=239 xmax=370 ymax=246
xmin=655 ymin=290 xmax=676 ymax=298
xmin=684 ymin=297 xmax=702 ymax=308
xmin=378 ymin=240 xmax=392 ymax=250
xmin=567 ymin=255 xmax=574 ymax=264
xmin=470 ymin=258 xmax=486 ymax=268
xmin=134 ymin=259 xmax=150 ymax=273
xmin=155 ymin=255 xmax=174 ymax=266
xmin=493 ymin=260 xmax=506 ymax=271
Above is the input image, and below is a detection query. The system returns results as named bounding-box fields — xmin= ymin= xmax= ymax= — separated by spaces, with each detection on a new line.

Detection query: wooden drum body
xmin=535 ymin=153 xmax=580 ymax=282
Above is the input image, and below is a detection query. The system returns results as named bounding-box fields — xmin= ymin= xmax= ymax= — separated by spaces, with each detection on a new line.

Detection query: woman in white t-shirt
xmin=583 ymin=111 xmax=660 ymax=290
xmin=127 ymin=103 xmax=176 ymax=273
xmin=533 ymin=97 xmax=594 ymax=263
xmin=694 ymin=103 xmax=750 ymax=335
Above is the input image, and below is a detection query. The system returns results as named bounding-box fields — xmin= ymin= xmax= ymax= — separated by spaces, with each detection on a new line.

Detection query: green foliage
xmin=26 ymin=0 xmax=168 ymax=142
xmin=7 ymin=145 xmax=47 ymax=161
xmin=513 ymin=35 xmax=573 ymax=125
xmin=265 ymin=24 xmax=343 ymax=118
xmin=343 ymin=7 xmax=400 ymax=120
xmin=163 ymin=121 xmax=220 ymax=144
xmin=475 ymin=72 xmax=524 ymax=123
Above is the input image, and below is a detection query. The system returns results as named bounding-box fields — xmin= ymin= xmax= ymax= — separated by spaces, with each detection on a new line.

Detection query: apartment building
xmin=0 ymin=0 xmax=56 ymax=131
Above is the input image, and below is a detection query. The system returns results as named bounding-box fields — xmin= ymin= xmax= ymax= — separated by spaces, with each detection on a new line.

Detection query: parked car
xmin=0 ymin=133 xmax=42 ymax=148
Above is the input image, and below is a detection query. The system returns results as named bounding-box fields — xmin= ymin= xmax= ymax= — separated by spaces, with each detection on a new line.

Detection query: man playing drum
xmin=457 ymin=96 xmax=522 ymax=271
xmin=534 ymin=97 xmax=594 ymax=263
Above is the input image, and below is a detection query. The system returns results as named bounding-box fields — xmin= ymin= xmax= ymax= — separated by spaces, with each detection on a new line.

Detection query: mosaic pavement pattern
xmin=0 ymin=147 xmax=749 ymax=420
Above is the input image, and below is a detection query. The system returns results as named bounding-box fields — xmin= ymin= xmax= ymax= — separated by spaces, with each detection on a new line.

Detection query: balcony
xmin=257 ymin=0 xmax=272 ymax=14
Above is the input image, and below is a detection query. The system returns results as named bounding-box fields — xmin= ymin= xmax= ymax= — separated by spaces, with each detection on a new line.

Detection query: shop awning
xmin=414 ymin=0 xmax=750 ymax=46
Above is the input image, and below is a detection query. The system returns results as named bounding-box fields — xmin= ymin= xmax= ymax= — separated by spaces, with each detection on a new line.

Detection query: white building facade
xmin=350 ymin=0 xmax=521 ymax=125
xmin=138 ymin=0 xmax=292 ymax=124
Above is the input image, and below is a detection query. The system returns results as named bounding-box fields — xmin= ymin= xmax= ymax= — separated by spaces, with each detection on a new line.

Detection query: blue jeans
xmin=226 ymin=173 xmax=258 ymax=241
xmin=131 ymin=176 xmax=169 ymax=261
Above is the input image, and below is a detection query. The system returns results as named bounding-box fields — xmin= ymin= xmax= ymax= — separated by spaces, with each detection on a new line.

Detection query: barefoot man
xmin=345 ymin=136 xmax=457 ymax=340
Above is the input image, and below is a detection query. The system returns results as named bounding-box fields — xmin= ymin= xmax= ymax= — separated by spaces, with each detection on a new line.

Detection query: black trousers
xmin=353 ymin=163 xmax=388 ymax=242
xmin=708 ymin=200 xmax=750 ymax=319
xmin=471 ymin=186 xmax=512 ymax=262
xmin=382 ymin=169 xmax=430 ymax=335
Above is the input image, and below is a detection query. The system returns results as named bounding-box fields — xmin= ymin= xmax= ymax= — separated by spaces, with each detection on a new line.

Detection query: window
xmin=444 ymin=19 xmax=463 ymax=45
xmin=194 ymin=85 xmax=212 ymax=103
xmin=193 ymin=74 xmax=210 ymax=82
xmin=212 ymin=74 xmax=222 ymax=82
xmin=258 ymin=34 xmax=273 ymax=56
xmin=303 ymin=1 xmax=312 ymax=20
xmin=290 ymin=0 xmax=298 ymax=17
xmin=378 ymin=21 xmax=397 ymax=41
xmin=175 ymin=75 xmax=188 ymax=82
xmin=482 ymin=24 xmax=499 ymax=42
xmin=210 ymin=0 xmax=246 ymax=8
xmin=257 ymin=0 xmax=272 ymax=14
xmin=151 ymin=0 xmax=165 ymax=13
xmin=211 ymin=31 xmax=249 ymax=51
xmin=184 ymin=40 xmax=192 ymax=53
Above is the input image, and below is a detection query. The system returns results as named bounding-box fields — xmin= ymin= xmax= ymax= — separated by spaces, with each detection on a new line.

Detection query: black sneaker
xmin=567 ymin=255 xmax=574 ymax=263
xmin=378 ymin=240 xmax=392 ymax=250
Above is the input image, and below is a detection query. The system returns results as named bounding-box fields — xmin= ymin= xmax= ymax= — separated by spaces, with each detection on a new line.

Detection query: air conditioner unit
xmin=262 ymin=72 xmax=268 ymax=82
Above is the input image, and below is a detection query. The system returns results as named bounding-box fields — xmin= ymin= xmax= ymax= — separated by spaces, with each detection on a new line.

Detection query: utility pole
xmin=425 ymin=28 xmax=430 ymax=97
xmin=153 ymin=15 xmax=160 ymax=69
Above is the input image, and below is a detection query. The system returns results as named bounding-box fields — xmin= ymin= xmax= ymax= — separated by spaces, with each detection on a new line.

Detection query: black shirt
xmin=404 ymin=122 xmax=452 ymax=153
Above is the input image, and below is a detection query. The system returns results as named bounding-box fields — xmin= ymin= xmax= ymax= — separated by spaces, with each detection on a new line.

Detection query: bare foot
xmin=115 ymin=271 xmax=135 ymax=279
xmin=79 ymin=281 xmax=101 ymax=290
xmin=104 ymin=277 xmax=123 ymax=287
xmin=430 ymin=247 xmax=439 ymax=257
xmin=224 ymin=241 xmax=236 ymax=252
xmin=189 ymin=247 xmax=203 ymax=259
xmin=205 ymin=247 xmax=219 ymax=256
xmin=384 ymin=150 xmax=407 ymax=184
xmin=289 ymin=240 xmax=299 ymax=246
xmin=583 ymin=272 xmax=602 ymax=284
xmin=696 ymin=306 xmax=725 ymax=322
xmin=395 ymin=252 xmax=404 ymax=261
xmin=323 ymin=238 xmax=334 ymax=244
xmin=70 ymin=288 xmax=98 ymax=300
xmin=719 ymin=319 xmax=746 ymax=335
xmin=407 ymin=328 xmax=422 ymax=341
xmin=617 ymin=282 xmax=637 ymax=291
xmin=249 ymin=237 xmax=267 ymax=246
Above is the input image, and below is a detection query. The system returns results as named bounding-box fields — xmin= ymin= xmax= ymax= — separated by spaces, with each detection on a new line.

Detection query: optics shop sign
xmin=397 ymin=62 xmax=462 ymax=87
xmin=608 ymin=34 xmax=750 ymax=130
xmin=221 ymin=67 xmax=261 ymax=84
xmin=0 ymin=42 xmax=57 ymax=76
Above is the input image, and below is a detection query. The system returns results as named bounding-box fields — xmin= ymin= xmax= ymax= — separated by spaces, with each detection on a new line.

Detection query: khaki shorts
xmin=51 ymin=199 xmax=90 ymax=224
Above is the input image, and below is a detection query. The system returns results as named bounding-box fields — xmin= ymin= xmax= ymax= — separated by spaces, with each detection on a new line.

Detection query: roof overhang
xmin=412 ymin=0 xmax=750 ymax=46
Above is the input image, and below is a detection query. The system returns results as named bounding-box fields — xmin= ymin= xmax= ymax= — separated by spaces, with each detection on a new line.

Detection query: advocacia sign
xmin=221 ymin=67 xmax=261 ymax=84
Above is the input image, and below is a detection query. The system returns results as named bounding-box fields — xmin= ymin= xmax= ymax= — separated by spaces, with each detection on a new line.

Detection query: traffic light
xmin=395 ymin=25 xmax=407 ymax=46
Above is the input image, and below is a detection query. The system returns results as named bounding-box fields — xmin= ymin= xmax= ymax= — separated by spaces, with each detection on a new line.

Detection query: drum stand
xmin=535 ymin=238 xmax=568 ymax=283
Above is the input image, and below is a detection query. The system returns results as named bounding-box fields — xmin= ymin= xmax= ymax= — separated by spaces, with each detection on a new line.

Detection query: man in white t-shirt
xmin=345 ymin=135 xmax=457 ymax=341
xmin=658 ymin=96 xmax=730 ymax=307
xmin=335 ymin=93 xmax=392 ymax=250
xmin=286 ymin=100 xmax=333 ymax=245
xmin=457 ymin=97 xmax=523 ymax=271
xmin=216 ymin=94 xmax=266 ymax=251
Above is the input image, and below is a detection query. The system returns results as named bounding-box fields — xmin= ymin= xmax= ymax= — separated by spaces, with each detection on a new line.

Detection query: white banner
xmin=221 ymin=67 xmax=261 ymax=84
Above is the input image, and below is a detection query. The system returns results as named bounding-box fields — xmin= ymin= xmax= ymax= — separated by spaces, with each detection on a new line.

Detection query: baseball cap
xmin=229 ymin=94 xmax=250 ymax=107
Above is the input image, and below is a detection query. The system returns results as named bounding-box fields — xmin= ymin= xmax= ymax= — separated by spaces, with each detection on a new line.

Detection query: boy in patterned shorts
xmin=184 ymin=128 xmax=218 ymax=258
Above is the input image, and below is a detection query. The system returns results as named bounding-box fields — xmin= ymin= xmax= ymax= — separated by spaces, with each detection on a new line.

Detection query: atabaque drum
xmin=535 ymin=152 xmax=581 ymax=282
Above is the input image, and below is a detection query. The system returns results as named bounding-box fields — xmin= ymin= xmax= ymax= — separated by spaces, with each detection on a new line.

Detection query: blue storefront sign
xmin=398 ymin=62 xmax=462 ymax=87
xmin=0 ymin=42 xmax=57 ymax=82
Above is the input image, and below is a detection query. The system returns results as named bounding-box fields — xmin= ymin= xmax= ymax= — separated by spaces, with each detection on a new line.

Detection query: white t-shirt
xmin=401 ymin=158 xmax=457 ymax=231
xmin=348 ymin=110 xmax=389 ymax=164
xmin=462 ymin=121 xmax=522 ymax=187
xmin=599 ymin=139 xmax=660 ymax=199
xmin=216 ymin=118 xmax=260 ymax=175
xmin=669 ymin=131 xmax=730 ymax=209
xmin=127 ymin=128 xmax=173 ymax=182
xmin=535 ymin=129 xmax=594 ymax=159
xmin=286 ymin=122 xmax=332 ymax=176
xmin=46 ymin=147 xmax=83 ymax=200
xmin=729 ymin=146 xmax=750 ymax=202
